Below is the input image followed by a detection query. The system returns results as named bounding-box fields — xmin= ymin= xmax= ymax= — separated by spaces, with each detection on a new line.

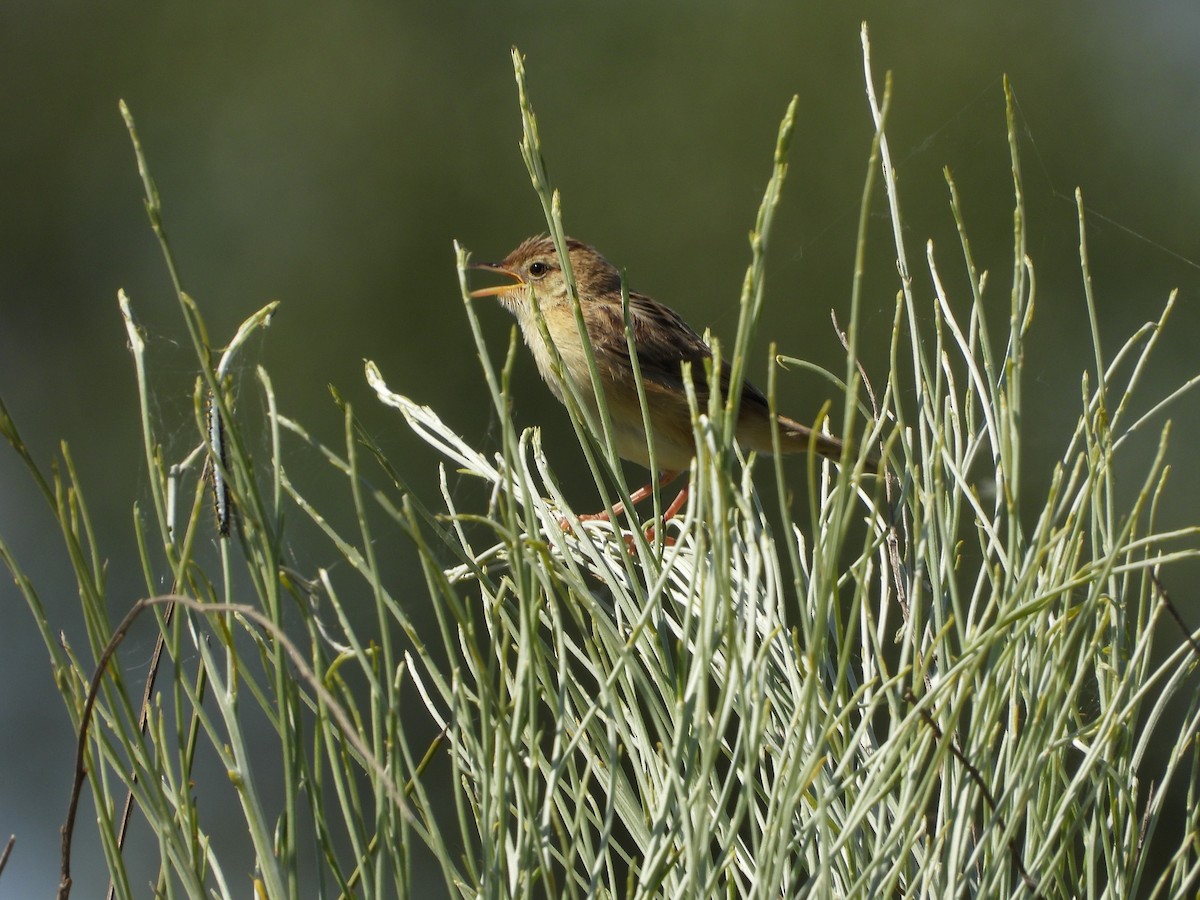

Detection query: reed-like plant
xmin=3 ymin=27 xmax=1198 ymax=900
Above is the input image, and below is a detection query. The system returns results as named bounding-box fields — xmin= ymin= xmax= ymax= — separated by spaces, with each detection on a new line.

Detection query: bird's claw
xmin=559 ymin=515 xmax=675 ymax=549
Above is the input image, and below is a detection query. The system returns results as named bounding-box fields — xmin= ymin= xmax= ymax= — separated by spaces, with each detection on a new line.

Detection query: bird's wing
xmin=589 ymin=292 xmax=772 ymax=416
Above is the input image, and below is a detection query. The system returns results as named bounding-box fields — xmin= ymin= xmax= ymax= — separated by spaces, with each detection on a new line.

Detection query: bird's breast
xmin=509 ymin=301 xmax=590 ymax=404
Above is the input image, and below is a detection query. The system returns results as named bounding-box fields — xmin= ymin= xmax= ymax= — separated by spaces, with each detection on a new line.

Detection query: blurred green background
xmin=3 ymin=2 xmax=1199 ymax=894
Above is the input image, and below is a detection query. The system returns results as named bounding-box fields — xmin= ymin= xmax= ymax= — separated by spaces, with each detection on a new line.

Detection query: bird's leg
xmin=560 ymin=470 xmax=683 ymax=536
xmin=575 ymin=470 xmax=681 ymax=523
xmin=638 ymin=484 xmax=689 ymax=545
xmin=659 ymin=484 xmax=689 ymax=522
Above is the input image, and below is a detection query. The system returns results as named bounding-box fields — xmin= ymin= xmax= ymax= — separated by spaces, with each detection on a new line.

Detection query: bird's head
xmin=469 ymin=236 xmax=622 ymax=313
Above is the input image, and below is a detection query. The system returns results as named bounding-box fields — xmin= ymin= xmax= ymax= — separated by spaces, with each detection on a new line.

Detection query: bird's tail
xmin=768 ymin=414 xmax=879 ymax=473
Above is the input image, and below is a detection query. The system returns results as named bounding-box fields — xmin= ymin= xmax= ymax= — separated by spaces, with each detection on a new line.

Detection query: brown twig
xmin=1137 ymin=781 xmax=1156 ymax=858
xmin=105 ymin=617 xmax=171 ymax=900
xmin=1150 ymin=572 xmax=1200 ymax=663
xmin=830 ymin=309 xmax=880 ymax=417
xmin=0 ymin=834 xmax=14 ymax=879
xmin=905 ymin=689 xmax=1042 ymax=897
xmin=830 ymin=309 xmax=911 ymax=625
xmin=58 ymin=595 xmax=173 ymax=899
xmin=58 ymin=594 xmax=417 ymax=900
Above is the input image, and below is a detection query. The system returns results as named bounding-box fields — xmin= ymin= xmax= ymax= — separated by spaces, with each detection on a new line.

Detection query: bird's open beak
xmin=468 ymin=262 xmax=525 ymax=298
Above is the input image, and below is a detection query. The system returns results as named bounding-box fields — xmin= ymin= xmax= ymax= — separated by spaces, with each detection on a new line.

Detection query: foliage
xmin=2 ymin=29 xmax=1199 ymax=900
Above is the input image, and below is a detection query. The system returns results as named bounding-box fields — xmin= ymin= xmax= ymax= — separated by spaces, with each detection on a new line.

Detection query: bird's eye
xmin=528 ymin=261 xmax=549 ymax=278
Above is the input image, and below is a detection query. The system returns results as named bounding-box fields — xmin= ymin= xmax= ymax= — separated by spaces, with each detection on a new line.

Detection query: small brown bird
xmin=470 ymin=236 xmax=860 ymax=524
